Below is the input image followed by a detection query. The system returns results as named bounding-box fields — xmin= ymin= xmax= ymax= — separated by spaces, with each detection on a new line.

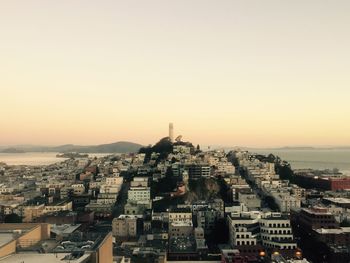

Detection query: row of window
xmin=261 ymin=223 xmax=290 ymax=228
xmin=263 ymin=243 xmax=296 ymax=250
xmin=236 ymin=240 xmax=256 ymax=246
xmin=261 ymin=236 xmax=293 ymax=241
xmin=236 ymin=234 xmax=250 ymax=238
xmin=261 ymin=229 xmax=292 ymax=234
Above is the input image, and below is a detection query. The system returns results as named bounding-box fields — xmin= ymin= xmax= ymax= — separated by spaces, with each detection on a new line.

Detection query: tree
xmin=139 ymin=137 xmax=173 ymax=164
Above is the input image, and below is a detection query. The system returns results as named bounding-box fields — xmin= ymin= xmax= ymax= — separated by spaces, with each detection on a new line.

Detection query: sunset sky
xmin=1 ymin=0 xmax=350 ymax=147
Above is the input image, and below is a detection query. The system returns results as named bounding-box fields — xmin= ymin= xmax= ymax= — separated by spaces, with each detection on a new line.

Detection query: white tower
xmin=169 ymin=123 xmax=174 ymax=142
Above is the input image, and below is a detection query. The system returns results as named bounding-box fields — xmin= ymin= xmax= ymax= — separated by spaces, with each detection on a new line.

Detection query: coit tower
xmin=169 ymin=123 xmax=174 ymax=142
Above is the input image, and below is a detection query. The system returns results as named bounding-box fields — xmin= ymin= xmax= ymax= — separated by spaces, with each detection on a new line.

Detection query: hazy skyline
xmin=1 ymin=0 xmax=350 ymax=147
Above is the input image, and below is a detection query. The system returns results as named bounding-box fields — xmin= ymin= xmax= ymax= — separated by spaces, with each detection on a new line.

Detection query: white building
xmin=260 ymin=212 xmax=297 ymax=250
xmin=128 ymin=187 xmax=150 ymax=202
xmin=71 ymin=184 xmax=85 ymax=195
xmin=271 ymin=192 xmax=301 ymax=213
xmin=217 ymin=162 xmax=235 ymax=175
xmin=231 ymin=226 xmax=257 ymax=246
xmin=112 ymin=214 xmax=142 ymax=238
xmin=169 ymin=208 xmax=192 ymax=223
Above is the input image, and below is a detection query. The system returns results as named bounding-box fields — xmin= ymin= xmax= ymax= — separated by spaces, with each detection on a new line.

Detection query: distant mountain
xmin=255 ymin=146 xmax=350 ymax=151
xmin=273 ymin=146 xmax=316 ymax=150
xmin=1 ymin=141 xmax=143 ymax=154
xmin=210 ymin=145 xmax=350 ymax=151
xmin=1 ymin=148 xmax=26 ymax=153
xmin=59 ymin=141 xmax=144 ymax=153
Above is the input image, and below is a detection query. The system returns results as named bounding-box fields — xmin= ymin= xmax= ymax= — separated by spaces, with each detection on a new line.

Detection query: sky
xmin=1 ymin=0 xmax=350 ymax=147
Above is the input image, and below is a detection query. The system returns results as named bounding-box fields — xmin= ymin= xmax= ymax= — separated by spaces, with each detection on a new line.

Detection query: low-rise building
xmin=112 ymin=215 xmax=142 ymax=239
xmin=169 ymin=221 xmax=193 ymax=238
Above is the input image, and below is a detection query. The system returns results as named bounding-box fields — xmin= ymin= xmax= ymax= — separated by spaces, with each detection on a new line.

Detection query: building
xmin=294 ymin=174 xmax=350 ymax=191
xmin=130 ymin=177 xmax=148 ymax=188
xmin=112 ymin=214 xmax=143 ymax=239
xmin=22 ymin=204 xmax=45 ymax=222
xmin=270 ymin=192 xmax=301 ymax=213
xmin=127 ymin=187 xmax=150 ymax=202
xmin=323 ymin=197 xmax=350 ymax=209
xmin=228 ymin=212 xmax=264 ymax=260
xmin=260 ymin=212 xmax=298 ymax=256
xmin=168 ymin=237 xmax=198 ymax=261
xmin=124 ymin=200 xmax=152 ymax=215
xmin=85 ymin=201 xmax=113 ymax=218
xmin=216 ymin=162 xmax=236 ymax=175
xmin=185 ymin=164 xmax=211 ymax=179
xmin=328 ymin=178 xmax=350 ymax=191
xmin=230 ymin=225 xmax=257 ymax=247
xmin=196 ymin=208 xmax=223 ymax=234
xmin=169 ymin=208 xmax=192 ymax=223
xmin=292 ymin=207 xmax=350 ymax=263
xmin=169 ymin=221 xmax=193 ymax=238
xmin=238 ymin=192 xmax=261 ymax=210
xmin=292 ymin=207 xmax=338 ymax=230
xmin=44 ymin=200 xmax=73 ymax=214
xmin=0 ymin=223 xmax=113 ymax=263
xmin=314 ymin=227 xmax=350 ymax=246
xmin=228 ymin=211 xmax=297 ymax=259
xmin=71 ymin=184 xmax=85 ymax=195
xmin=220 ymin=247 xmax=249 ymax=263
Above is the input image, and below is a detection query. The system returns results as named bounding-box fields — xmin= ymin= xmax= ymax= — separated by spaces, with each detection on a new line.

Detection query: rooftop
xmin=0 ymin=253 xmax=91 ymax=263
xmin=0 ymin=233 xmax=14 ymax=248
xmin=301 ymin=207 xmax=332 ymax=215
xmin=116 ymin=214 xmax=143 ymax=220
xmin=315 ymin=227 xmax=350 ymax=235
xmin=169 ymin=207 xmax=192 ymax=213
xmin=171 ymin=221 xmax=193 ymax=227
xmin=323 ymin=197 xmax=350 ymax=204
xmin=169 ymin=237 xmax=196 ymax=253
xmin=51 ymin=224 xmax=81 ymax=236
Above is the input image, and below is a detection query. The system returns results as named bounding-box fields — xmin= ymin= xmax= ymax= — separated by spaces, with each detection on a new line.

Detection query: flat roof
xmin=169 ymin=237 xmax=196 ymax=252
xmin=0 ymin=233 xmax=14 ymax=248
xmin=51 ymin=224 xmax=81 ymax=235
xmin=117 ymin=214 xmax=143 ymax=219
xmin=0 ymin=253 xmax=91 ymax=263
xmin=171 ymin=221 xmax=193 ymax=227
xmin=315 ymin=227 xmax=350 ymax=234
xmin=301 ymin=208 xmax=332 ymax=215
xmin=323 ymin=197 xmax=350 ymax=204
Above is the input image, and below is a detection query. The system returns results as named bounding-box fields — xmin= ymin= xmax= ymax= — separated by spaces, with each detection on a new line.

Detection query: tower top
xmin=169 ymin=123 xmax=174 ymax=142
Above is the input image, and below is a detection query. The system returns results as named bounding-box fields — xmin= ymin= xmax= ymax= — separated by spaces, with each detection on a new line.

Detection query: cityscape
xmin=0 ymin=124 xmax=349 ymax=263
xmin=1 ymin=1 xmax=350 ymax=263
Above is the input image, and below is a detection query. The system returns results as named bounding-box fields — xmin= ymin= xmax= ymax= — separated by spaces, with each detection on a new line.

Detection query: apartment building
xmin=127 ymin=187 xmax=150 ymax=202
xmin=112 ymin=215 xmax=142 ymax=239
xmin=169 ymin=208 xmax=192 ymax=223
xmin=260 ymin=213 xmax=297 ymax=251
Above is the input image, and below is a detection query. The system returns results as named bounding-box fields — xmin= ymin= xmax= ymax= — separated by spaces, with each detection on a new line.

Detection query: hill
xmin=1 ymin=148 xmax=26 ymax=153
xmin=1 ymin=141 xmax=143 ymax=154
